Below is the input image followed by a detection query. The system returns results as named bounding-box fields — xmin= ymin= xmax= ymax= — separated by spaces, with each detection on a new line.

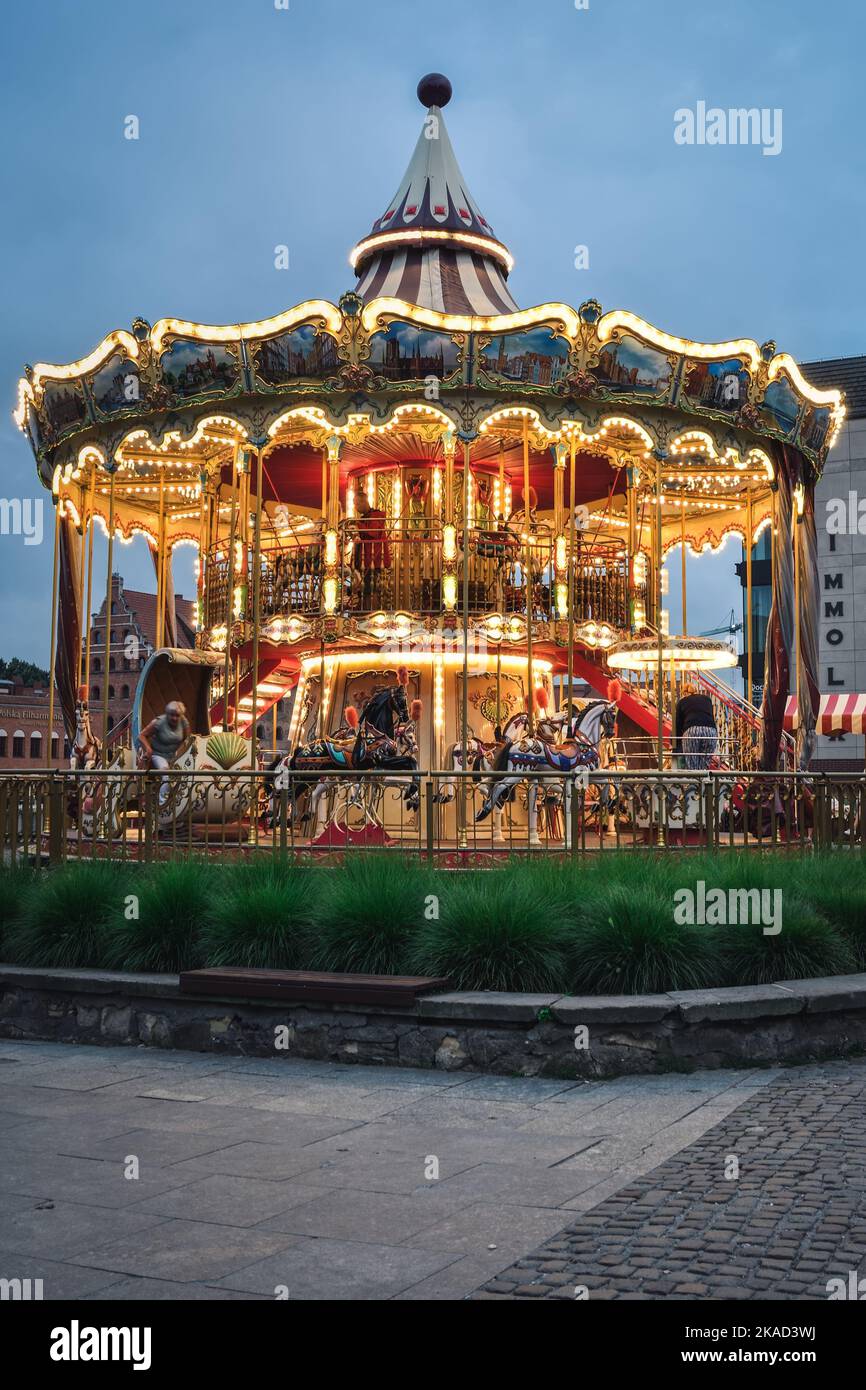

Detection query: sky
xmin=1 ymin=0 xmax=863 ymax=675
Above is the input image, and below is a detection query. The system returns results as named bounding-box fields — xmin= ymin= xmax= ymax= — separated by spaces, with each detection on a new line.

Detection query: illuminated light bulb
xmin=556 ymin=582 xmax=568 ymax=619
xmin=442 ymin=525 xmax=457 ymax=563
xmin=442 ymin=573 xmax=457 ymax=611
xmin=323 ymin=576 xmax=338 ymax=613
xmin=324 ymin=529 xmax=338 ymax=566
xmin=555 ymin=535 xmax=567 ymax=572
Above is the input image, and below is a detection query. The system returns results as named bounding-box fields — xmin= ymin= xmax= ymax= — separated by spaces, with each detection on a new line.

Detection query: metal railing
xmin=201 ymin=529 xmax=638 ymax=628
xmin=2 ymin=768 xmax=864 ymax=866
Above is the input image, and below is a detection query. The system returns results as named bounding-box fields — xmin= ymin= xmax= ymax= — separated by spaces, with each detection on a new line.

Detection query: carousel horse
xmin=70 ymin=695 xmax=101 ymax=771
xmin=477 ymin=690 xmax=618 ymax=848
xmin=434 ymin=711 xmax=532 ymax=842
xmin=268 ymin=667 xmax=422 ymax=829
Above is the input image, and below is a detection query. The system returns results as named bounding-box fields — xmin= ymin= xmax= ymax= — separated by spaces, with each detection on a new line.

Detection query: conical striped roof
xmin=350 ymin=75 xmax=518 ymax=316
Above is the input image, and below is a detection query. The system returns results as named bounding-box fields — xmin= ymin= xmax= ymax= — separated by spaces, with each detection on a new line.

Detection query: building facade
xmin=0 ymin=681 xmax=64 ymax=768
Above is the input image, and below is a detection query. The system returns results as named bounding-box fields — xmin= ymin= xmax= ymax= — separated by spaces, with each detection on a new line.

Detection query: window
xmin=30 ymin=732 xmax=42 ymax=759
xmin=13 ymin=732 xmax=25 ymax=759
xmin=109 ymin=656 xmax=116 ymax=672
xmin=0 ymin=730 xmax=7 ymax=758
xmin=122 ymin=685 xmax=130 ymax=699
xmin=92 ymin=685 xmax=100 ymax=701
xmin=276 ymin=727 xmax=283 ymax=740
xmin=107 ymin=715 xmax=114 ymax=732
xmin=108 ymin=685 xmax=115 ymax=699
xmin=92 ymin=657 xmax=101 ymax=673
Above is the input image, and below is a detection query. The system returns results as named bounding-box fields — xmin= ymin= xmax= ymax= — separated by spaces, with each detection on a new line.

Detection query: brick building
xmin=0 ymin=680 xmax=64 ymax=768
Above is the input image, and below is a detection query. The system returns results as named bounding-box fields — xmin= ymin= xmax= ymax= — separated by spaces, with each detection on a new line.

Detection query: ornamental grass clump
xmin=410 ymin=870 xmax=572 ymax=992
xmin=199 ymin=859 xmax=315 ymax=969
xmin=5 ymin=861 xmax=132 ymax=969
xmin=567 ymin=884 xmax=721 ymax=996
xmin=791 ymin=856 xmax=866 ymax=968
xmin=0 ymin=865 xmax=37 ymax=952
xmin=103 ymin=858 xmax=211 ymax=973
xmin=310 ymin=855 xmax=432 ymax=976
xmin=717 ymin=900 xmax=856 ymax=986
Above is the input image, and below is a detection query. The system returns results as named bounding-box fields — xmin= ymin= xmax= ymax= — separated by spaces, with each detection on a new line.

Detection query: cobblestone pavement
xmin=0 ymin=1038 xmax=782 ymax=1301
xmin=473 ymin=1060 xmax=866 ymax=1300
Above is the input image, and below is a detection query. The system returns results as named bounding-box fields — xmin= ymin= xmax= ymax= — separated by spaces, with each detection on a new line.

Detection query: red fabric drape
xmin=758 ymin=446 xmax=795 ymax=770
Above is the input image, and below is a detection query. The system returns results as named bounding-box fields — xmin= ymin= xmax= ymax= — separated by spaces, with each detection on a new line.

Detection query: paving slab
xmin=68 ymin=1220 xmax=300 ymax=1283
xmin=212 ymin=1235 xmax=460 ymax=1299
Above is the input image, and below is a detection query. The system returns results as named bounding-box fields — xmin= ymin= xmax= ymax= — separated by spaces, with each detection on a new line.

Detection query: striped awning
xmin=784 ymin=693 xmax=866 ymax=733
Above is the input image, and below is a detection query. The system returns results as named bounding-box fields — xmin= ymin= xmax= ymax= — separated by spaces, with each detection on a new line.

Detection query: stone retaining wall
xmin=2 ymin=966 xmax=866 ymax=1078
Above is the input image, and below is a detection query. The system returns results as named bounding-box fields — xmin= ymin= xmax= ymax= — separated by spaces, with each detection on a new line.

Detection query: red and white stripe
xmin=784 ymin=693 xmax=866 ymax=733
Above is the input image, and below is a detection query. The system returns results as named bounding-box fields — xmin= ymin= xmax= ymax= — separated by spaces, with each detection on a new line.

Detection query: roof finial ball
xmin=417 ymin=73 xmax=452 ymax=109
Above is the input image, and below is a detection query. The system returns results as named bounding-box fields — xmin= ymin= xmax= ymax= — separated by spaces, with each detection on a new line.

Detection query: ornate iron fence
xmin=1 ymin=768 xmax=864 ymax=866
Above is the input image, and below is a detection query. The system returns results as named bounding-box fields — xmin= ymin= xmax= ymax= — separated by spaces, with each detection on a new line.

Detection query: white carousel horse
xmin=435 ymin=711 xmax=531 ymax=843
xmin=476 ymin=693 xmax=618 ymax=848
xmin=70 ymin=698 xmax=101 ymax=771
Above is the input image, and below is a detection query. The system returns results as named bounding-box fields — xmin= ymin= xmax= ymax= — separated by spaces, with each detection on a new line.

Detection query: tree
xmin=0 ymin=657 xmax=51 ymax=687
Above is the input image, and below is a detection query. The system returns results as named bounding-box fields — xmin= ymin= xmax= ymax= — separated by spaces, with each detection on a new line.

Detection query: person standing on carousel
xmin=674 ymin=683 xmax=719 ymax=770
xmin=353 ymin=488 xmax=391 ymax=603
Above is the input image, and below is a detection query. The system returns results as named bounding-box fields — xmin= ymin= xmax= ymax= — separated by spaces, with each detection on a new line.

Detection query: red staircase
xmin=210 ymin=656 xmax=297 ymax=735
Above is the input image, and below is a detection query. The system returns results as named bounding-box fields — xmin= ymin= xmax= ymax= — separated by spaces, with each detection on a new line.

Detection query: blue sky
xmin=1 ymin=0 xmax=863 ymax=670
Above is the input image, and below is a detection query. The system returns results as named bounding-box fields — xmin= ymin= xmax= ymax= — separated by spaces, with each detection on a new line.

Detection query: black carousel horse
xmin=267 ymin=668 xmax=422 ymax=827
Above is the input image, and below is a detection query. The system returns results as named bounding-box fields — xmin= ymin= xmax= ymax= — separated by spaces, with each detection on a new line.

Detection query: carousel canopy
xmin=350 ymin=74 xmax=518 ymax=316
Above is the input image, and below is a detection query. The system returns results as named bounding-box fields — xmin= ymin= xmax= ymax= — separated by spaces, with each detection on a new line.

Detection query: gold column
xmin=76 ymin=485 xmax=88 ymax=690
xmin=102 ymin=466 xmax=116 ymax=764
xmin=460 ymin=438 xmax=471 ymax=847
xmin=155 ymin=467 xmax=166 ymax=650
xmin=681 ymin=507 xmax=688 ymax=636
xmin=222 ymin=446 xmax=239 ymax=731
xmin=523 ymin=416 xmax=534 ymax=732
xmin=746 ymin=492 xmax=753 ymax=706
xmin=249 ymin=446 xmax=264 ymax=773
xmin=47 ymin=498 xmax=61 ymax=768
xmin=567 ymin=430 xmax=577 ymax=721
xmin=655 ymin=459 xmax=664 ymax=772
xmin=83 ymin=473 xmax=96 ymax=691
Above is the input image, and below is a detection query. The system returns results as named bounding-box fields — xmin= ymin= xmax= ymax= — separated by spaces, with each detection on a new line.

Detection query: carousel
xmin=14 ymin=74 xmax=846 ymax=849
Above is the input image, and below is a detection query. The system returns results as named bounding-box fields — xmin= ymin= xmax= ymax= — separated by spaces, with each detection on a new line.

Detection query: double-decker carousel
xmin=15 ymin=74 xmax=845 ymax=849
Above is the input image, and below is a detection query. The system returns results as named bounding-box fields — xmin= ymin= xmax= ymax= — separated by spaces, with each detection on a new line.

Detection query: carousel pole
xmin=46 ymin=497 xmax=61 ymax=769
xmin=155 ymin=466 xmax=166 ymax=650
xmin=83 ymin=472 xmax=96 ymax=692
xmin=655 ymin=457 xmax=664 ymax=773
xmin=222 ymin=445 xmax=239 ymax=731
xmin=746 ymin=493 xmax=754 ymax=706
xmin=197 ymin=468 xmax=208 ymax=637
xmin=249 ymin=445 xmax=265 ymax=847
xmin=76 ymin=483 xmax=88 ymax=690
xmin=523 ymin=416 xmax=534 ymax=734
xmin=496 ymin=440 xmax=506 ymax=729
xmin=680 ymin=507 xmax=688 ymax=636
xmin=460 ymin=438 xmax=471 ymax=849
xmin=318 ymin=445 xmax=328 ymax=741
xmin=102 ymin=465 xmax=116 ymax=766
xmin=249 ymin=445 xmax=264 ymax=772
xmin=567 ymin=429 xmax=577 ymax=723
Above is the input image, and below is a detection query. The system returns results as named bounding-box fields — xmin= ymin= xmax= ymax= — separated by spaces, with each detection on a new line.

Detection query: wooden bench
xmin=178 ymin=967 xmax=450 ymax=1008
